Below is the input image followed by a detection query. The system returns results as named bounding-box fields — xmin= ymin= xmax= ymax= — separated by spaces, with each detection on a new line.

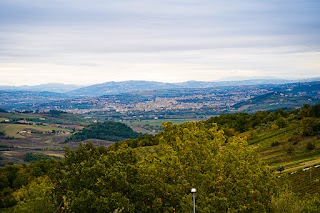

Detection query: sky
xmin=0 ymin=0 xmax=319 ymax=86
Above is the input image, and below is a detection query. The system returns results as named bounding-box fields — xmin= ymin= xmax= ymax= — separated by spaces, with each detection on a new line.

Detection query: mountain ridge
xmin=67 ymin=78 xmax=320 ymax=97
xmin=0 ymin=77 xmax=319 ymax=97
xmin=0 ymin=83 xmax=83 ymax=93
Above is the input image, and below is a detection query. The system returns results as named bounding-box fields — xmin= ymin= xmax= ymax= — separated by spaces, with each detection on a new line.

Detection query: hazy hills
xmin=67 ymin=79 xmax=299 ymax=97
xmin=1 ymin=77 xmax=319 ymax=97
xmin=0 ymin=83 xmax=83 ymax=93
xmin=232 ymin=81 xmax=320 ymax=112
xmin=0 ymin=78 xmax=319 ymax=113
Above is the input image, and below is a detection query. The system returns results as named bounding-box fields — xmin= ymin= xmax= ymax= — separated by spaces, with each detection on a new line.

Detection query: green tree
xmin=137 ymin=122 xmax=277 ymax=212
xmin=302 ymin=117 xmax=320 ymax=136
xmin=40 ymin=122 xmax=278 ymax=212
xmin=8 ymin=176 xmax=55 ymax=213
xmin=50 ymin=143 xmax=137 ymax=212
xmin=275 ymin=116 xmax=288 ymax=128
xmin=271 ymin=189 xmax=305 ymax=213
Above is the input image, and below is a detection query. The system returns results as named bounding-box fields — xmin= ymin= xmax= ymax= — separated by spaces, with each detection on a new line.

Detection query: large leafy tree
xmin=50 ymin=143 xmax=138 ymax=212
xmin=137 ymin=122 xmax=277 ymax=212
xmin=16 ymin=122 xmax=277 ymax=212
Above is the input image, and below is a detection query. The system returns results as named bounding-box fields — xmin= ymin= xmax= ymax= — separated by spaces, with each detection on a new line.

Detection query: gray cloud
xmin=0 ymin=0 xmax=319 ymax=85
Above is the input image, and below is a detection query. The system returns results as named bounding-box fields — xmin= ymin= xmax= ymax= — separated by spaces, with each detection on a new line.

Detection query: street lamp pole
xmin=191 ymin=188 xmax=196 ymax=213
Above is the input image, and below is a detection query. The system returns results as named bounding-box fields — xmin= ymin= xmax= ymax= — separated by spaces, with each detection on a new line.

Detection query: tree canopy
xmin=2 ymin=104 xmax=320 ymax=212
xmin=42 ymin=122 xmax=278 ymax=212
xmin=70 ymin=121 xmax=142 ymax=142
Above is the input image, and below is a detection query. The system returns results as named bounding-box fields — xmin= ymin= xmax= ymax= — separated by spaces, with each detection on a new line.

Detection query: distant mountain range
xmin=67 ymin=78 xmax=320 ymax=97
xmin=0 ymin=83 xmax=83 ymax=93
xmin=0 ymin=77 xmax=319 ymax=97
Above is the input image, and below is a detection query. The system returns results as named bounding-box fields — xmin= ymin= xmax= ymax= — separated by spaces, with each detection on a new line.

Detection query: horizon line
xmin=1 ymin=76 xmax=320 ymax=87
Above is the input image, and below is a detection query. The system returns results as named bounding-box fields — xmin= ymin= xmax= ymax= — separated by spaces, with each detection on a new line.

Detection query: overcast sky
xmin=0 ymin=0 xmax=319 ymax=86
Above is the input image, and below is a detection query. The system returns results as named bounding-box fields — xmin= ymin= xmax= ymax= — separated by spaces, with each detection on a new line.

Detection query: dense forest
xmin=1 ymin=104 xmax=320 ymax=212
xmin=69 ymin=121 xmax=142 ymax=142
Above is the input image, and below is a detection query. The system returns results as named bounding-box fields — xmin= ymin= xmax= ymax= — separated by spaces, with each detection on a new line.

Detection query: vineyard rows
xmin=288 ymin=165 xmax=320 ymax=195
xmin=264 ymin=150 xmax=320 ymax=164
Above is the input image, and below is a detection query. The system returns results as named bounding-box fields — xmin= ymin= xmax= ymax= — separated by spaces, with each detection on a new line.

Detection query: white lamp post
xmin=191 ymin=188 xmax=196 ymax=213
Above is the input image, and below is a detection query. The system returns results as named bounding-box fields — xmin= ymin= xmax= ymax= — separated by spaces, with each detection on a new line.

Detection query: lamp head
xmin=191 ymin=188 xmax=197 ymax=193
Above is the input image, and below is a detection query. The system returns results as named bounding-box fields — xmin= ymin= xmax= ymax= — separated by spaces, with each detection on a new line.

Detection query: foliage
xmin=306 ymin=141 xmax=316 ymax=150
xmin=2 ymin=104 xmax=320 ymax=212
xmin=50 ymin=142 xmax=136 ymax=212
xmin=49 ymin=122 xmax=278 ymax=212
xmin=271 ymin=189 xmax=306 ymax=213
xmin=205 ymin=109 xmax=290 ymax=133
xmin=271 ymin=190 xmax=320 ymax=213
xmin=23 ymin=152 xmax=59 ymax=162
xmin=120 ymin=134 xmax=159 ymax=148
xmin=70 ymin=121 xmax=142 ymax=142
xmin=288 ymin=134 xmax=302 ymax=143
xmin=276 ymin=116 xmax=288 ymax=128
xmin=0 ymin=160 xmax=57 ymax=208
xmin=5 ymin=176 xmax=55 ymax=213
xmin=206 ymin=104 xmax=320 ymax=135
xmin=302 ymin=117 xmax=320 ymax=136
xmin=48 ymin=110 xmax=67 ymax=117
xmin=286 ymin=145 xmax=295 ymax=154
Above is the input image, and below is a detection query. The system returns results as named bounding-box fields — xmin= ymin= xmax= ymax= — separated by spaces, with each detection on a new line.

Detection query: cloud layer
xmin=0 ymin=0 xmax=319 ymax=85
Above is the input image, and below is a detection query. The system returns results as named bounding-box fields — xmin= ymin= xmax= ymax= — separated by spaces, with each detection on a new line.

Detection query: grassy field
xmin=0 ymin=123 xmax=70 ymax=139
xmin=0 ymin=111 xmax=112 ymax=165
xmin=0 ymin=112 xmax=86 ymax=125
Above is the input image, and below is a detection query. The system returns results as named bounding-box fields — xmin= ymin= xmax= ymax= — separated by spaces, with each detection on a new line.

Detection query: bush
xmin=271 ymin=141 xmax=281 ymax=147
xmin=271 ymin=124 xmax=279 ymax=130
xmin=23 ymin=153 xmax=56 ymax=162
xmin=271 ymin=190 xmax=305 ymax=213
xmin=306 ymin=141 xmax=316 ymax=150
xmin=276 ymin=166 xmax=285 ymax=172
xmin=276 ymin=117 xmax=288 ymax=128
xmin=287 ymin=146 xmax=295 ymax=154
xmin=288 ymin=134 xmax=302 ymax=143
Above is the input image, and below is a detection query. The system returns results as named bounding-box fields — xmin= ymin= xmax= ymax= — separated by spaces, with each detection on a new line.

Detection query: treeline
xmin=0 ymin=122 xmax=274 ymax=212
xmin=0 ymin=121 xmax=319 ymax=212
xmin=206 ymin=104 xmax=320 ymax=136
xmin=23 ymin=153 xmax=59 ymax=162
xmin=69 ymin=121 xmax=142 ymax=142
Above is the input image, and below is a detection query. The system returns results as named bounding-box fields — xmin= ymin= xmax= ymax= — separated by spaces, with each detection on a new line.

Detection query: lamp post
xmin=191 ymin=188 xmax=196 ymax=213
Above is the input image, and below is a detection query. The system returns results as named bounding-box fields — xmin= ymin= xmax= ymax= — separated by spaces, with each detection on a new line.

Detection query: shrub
xmin=288 ymin=134 xmax=302 ymax=143
xmin=271 ymin=141 xmax=281 ymax=147
xmin=271 ymin=190 xmax=305 ymax=213
xmin=287 ymin=146 xmax=295 ymax=154
xmin=306 ymin=141 xmax=316 ymax=150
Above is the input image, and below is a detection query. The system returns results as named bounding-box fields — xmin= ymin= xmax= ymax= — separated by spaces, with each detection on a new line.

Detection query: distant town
xmin=0 ymin=80 xmax=319 ymax=124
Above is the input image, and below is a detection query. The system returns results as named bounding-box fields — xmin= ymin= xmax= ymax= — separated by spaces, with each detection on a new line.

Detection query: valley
xmin=0 ymin=79 xmax=320 ymax=212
